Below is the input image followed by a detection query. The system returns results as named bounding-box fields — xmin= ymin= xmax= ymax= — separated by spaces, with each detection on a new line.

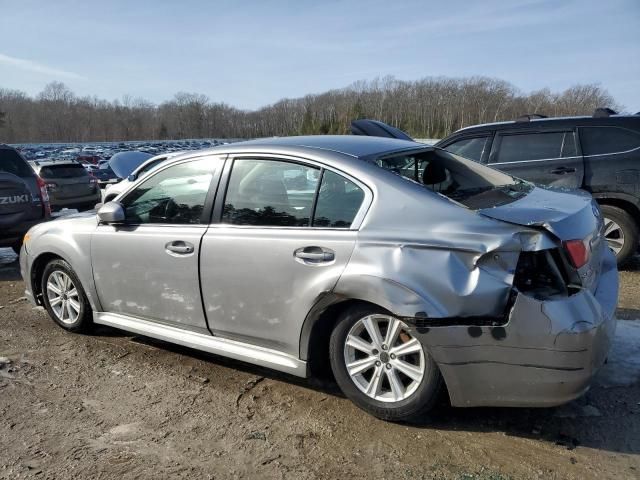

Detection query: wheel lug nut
xmin=381 ymin=344 xmax=388 ymax=351
xmin=390 ymin=354 xmax=396 ymax=359
xmin=385 ymin=363 xmax=392 ymax=369
xmin=372 ymin=349 xmax=379 ymax=355
xmin=375 ymin=361 xmax=381 ymax=367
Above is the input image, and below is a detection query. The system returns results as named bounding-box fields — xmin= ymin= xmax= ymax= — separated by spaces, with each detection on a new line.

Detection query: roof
xmin=453 ymin=114 xmax=640 ymax=135
xmin=234 ymin=135 xmax=427 ymax=158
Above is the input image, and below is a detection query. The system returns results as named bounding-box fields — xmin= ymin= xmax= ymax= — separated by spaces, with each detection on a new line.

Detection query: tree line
xmin=0 ymin=76 xmax=619 ymax=143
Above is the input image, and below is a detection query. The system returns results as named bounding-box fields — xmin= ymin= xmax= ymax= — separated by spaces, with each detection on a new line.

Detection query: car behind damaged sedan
xmin=20 ymin=136 xmax=617 ymax=421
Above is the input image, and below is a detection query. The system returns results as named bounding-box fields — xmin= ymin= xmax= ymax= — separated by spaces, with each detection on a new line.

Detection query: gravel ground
xmin=0 ymin=247 xmax=639 ymax=480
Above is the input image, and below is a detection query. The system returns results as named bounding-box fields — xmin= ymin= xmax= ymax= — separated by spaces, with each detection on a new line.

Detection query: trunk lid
xmin=477 ymin=187 xmax=600 ymax=241
xmin=108 ymin=151 xmax=153 ymax=179
xmin=478 ymin=186 xmax=604 ymax=292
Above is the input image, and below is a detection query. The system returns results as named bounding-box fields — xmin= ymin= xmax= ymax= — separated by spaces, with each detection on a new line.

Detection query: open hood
xmin=351 ymin=119 xmax=414 ymax=141
xmin=108 ymin=151 xmax=153 ymax=179
xmin=478 ymin=186 xmax=600 ymax=241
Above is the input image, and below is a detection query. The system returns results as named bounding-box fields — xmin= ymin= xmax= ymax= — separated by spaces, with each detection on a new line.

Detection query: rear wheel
xmin=600 ymin=205 xmax=638 ymax=265
xmin=41 ymin=259 xmax=93 ymax=332
xmin=329 ymin=305 xmax=441 ymax=421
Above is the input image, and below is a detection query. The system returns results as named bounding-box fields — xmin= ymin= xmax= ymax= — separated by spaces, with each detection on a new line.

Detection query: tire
xmin=600 ymin=205 xmax=638 ymax=265
xmin=329 ymin=304 xmax=441 ymax=421
xmin=41 ymin=259 xmax=93 ymax=333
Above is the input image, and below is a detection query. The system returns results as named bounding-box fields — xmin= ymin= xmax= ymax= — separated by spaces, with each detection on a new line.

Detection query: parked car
xmin=29 ymin=160 xmax=101 ymax=212
xmin=20 ymin=136 xmax=616 ymax=421
xmin=103 ymin=152 xmax=180 ymax=202
xmin=435 ymin=109 xmax=640 ymax=264
xmin=0 ymin=145 xmax=50 ymax=253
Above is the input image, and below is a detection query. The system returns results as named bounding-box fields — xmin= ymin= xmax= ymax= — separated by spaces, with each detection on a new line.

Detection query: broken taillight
xmin=564 ymin=239 xmax=589 ymax=269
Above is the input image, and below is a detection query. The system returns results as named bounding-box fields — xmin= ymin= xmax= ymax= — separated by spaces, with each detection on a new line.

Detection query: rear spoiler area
xmin=350 ymin=119 xmax=414 ymax=141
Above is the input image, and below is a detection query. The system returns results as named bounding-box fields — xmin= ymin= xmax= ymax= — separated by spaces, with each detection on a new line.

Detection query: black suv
xmin=0 ymin=145 xmax=50 ymax=253
xmin=433 ymin=110 xmax=640 ymax=264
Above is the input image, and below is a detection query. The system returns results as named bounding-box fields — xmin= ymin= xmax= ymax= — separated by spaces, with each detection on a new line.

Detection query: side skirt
xmin=94 ymin=312 xmax=308 ymax=378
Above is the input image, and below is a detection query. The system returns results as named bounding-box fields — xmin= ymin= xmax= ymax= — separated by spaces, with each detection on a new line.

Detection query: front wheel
xmin=41 ymin=259 xmax=93 ymax=332
xmin=600 ymin=205 xmax=638 ymax=265
xmin=329 ymin=305 xmax=441 ymax=421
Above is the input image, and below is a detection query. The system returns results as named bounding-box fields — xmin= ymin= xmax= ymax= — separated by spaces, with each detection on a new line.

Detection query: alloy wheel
xmin=343 ymin=314 xmax=425 ymax=403
xmin=603 ymin=216 xmax=625 ymax=255
xmin=46 ymin=270 xmax=81 ymax=325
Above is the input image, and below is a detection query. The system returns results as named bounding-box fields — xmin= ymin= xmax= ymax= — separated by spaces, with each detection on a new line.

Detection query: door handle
xmin=550 ymin=167 xmax=576 ymax=174
xmin=294 ymin=246 xmax=335 ymax=264
xmin=165 ymin=240 xmax=194 ymax=255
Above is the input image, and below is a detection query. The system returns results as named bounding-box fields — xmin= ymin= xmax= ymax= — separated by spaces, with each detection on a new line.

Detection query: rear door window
xmin=444 ymin=136 xmax=489 ymax=162
xmin=493 ymin=132 xmax=565 ymax=163
xmin=222 ymin=159 xmax=320 ymax=227
xmin=580 ymin=126 xmax=640 ymax=155
xmin=0 ymin=149 xmax=34 ymax=177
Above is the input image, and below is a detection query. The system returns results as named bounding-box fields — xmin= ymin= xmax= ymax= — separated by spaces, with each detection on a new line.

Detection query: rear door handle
xmin=294 ymin=246 xmax=335 ymax=264
xmin=165 ymin=240 xmax=194 ymax=255
xmin=550 ymin=167 xmax=576 ymax=174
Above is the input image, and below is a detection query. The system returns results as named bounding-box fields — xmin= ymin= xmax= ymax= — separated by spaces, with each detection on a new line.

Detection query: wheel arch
xmin=300 ymin=295 xmax=390 ymax=378
xmin=30 ymin=252 xmax=66 ymax=306
xmin=593 ymin=193 xmax=640 ymax=222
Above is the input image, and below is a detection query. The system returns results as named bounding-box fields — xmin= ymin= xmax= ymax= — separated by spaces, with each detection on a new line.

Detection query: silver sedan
xmin=20 ymin=136 xmax=617 ymax=421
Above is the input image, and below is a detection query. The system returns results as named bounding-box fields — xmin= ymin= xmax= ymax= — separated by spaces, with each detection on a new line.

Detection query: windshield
xmin=372 ymin=148 xmax=532 ymax=209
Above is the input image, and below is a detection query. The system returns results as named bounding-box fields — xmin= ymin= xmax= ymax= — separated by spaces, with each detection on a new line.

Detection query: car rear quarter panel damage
xmin=320 ymin=175 xmax=617 ymax=407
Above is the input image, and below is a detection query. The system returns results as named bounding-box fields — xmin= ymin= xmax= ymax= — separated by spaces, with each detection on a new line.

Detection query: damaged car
xmin=20 ymin=136 xmax=617 ymax=421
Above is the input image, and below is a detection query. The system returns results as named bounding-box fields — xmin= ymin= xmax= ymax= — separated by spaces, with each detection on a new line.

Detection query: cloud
xmin=0 ymin=52 xmax=87 ymax=81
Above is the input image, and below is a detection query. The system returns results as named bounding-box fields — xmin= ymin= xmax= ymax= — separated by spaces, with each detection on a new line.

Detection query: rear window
xmin=580 ymin=126 xmax=640 ymax=155
xmin=373 ymin=148 xmax=531 ymax=210
xmin=494 ymin=132 xmax=573 ymax=163
xmin=0 ymin=148 xmax=34 ymax=177
xmin=39 ymin=164 xmax=88 ymax=179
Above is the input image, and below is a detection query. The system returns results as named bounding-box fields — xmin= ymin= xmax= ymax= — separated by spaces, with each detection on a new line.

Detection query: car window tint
xmin=313 ymin=171 xmax=364 ymax=228
xmin=223 ymin=159 xmax=320 ymax=227
xmin=580 ymin=127 xmax=640 ymax=155
xmin=561 ymin=132 xmax=577 ymax=157
xmin=493 ymin=132 xmax=564 ymax=163
xmin=122 ymin=159 xmax=215 ymax=224
xmin=445 ymin=136 xmax=488 ymax=162
xmin=0 ymin=149 xmax=33 ymax=177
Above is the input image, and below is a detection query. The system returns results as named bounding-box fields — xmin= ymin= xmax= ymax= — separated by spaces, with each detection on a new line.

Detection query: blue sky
xmin=1 ymin=0 xmax=638 ymax=111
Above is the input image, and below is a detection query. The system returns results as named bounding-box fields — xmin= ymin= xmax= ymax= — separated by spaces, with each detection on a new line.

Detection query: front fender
xmin=25 ymin=215 xmax=101 ymax=311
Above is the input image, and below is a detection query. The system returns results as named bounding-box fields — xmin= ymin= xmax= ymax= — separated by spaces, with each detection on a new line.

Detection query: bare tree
xmin=0 ymin=78 xmax=622 ymax=143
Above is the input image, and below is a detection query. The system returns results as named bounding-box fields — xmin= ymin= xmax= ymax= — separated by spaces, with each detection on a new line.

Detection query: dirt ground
xmin=0 ymin=248 xmax=639 ymax=480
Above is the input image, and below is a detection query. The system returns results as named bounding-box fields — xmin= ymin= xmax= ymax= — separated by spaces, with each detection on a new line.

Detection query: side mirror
xmin=97 ymin=201 xmax=125 ymax=224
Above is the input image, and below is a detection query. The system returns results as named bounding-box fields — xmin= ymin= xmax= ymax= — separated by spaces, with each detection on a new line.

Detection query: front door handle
xmin=294 ymin=246 xmax=335 ymax=264
xmin=550 ymin=166 xmax=576 ymax=175
xmin=165 ymin=240 xmax=194 ymax=255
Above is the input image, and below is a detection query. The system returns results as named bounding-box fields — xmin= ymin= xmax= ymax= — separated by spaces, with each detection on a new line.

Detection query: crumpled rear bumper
xmin=417 ymin=248 xmax=618 ymax=407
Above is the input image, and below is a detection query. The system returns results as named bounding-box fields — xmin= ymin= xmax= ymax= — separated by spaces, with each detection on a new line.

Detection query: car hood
xmin=108 ymin=151 xmax=152 ymax=178
xmin=478 ymin=186 xmax=600 ymax=241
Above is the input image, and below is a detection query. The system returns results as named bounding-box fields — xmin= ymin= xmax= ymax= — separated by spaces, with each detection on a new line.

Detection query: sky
xmin=1 ymin=0 xmax=639 ymax=111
